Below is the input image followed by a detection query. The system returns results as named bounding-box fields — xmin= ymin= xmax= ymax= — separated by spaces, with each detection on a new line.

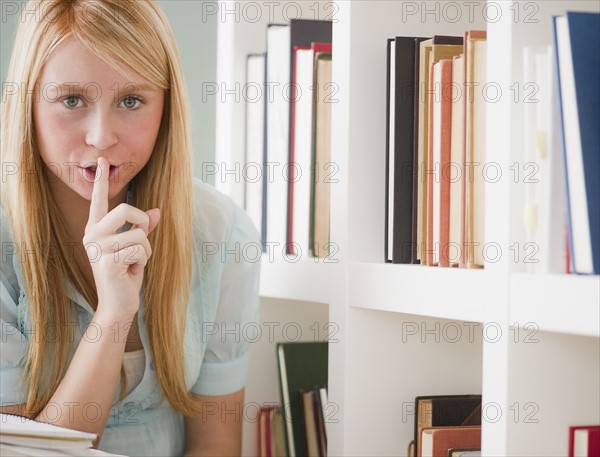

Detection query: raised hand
xmin=83 ymin=157 xmax=160 ymax=320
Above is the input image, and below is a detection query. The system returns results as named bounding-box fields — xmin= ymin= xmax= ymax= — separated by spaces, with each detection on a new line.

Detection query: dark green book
xmin=276 ymin=342 xmax=328 ymax=457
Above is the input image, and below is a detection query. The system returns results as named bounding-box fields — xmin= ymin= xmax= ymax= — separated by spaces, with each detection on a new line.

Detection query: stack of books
xmin=408 ymin=394 xmax=482 ymax=457
xmin=0 ymin=413 xmax=124 ymax=456
xmin=275 ymin=342 xmax=328 ymax=457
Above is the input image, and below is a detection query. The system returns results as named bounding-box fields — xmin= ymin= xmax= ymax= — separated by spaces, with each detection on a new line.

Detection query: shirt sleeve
xmin=191 ymin=203 xmax=261 ymax=396
xmin=0 ymin=269 xmax=29 ymax=405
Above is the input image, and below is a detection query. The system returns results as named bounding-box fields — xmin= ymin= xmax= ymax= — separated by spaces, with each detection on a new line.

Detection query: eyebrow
xmin=43 ymin=82 xmax=158 ymax=95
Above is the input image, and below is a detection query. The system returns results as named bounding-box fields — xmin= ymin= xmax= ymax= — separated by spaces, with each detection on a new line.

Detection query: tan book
xmin=310 ymin=53 xmax=333 ymax=258
xmin=417 ymin=38 xmax=463 ymax=263
xmin=449 ymin=54 xmax=465 ymax=267
xmin=301 ymin=390 xmax=320 ymax=457
xmin=462 ymin=31 xmax=487 ymax=268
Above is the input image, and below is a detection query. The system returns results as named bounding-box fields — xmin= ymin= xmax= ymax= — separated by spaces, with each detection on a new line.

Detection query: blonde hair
xmin=0 ymin=0 xmax=201 ymax=417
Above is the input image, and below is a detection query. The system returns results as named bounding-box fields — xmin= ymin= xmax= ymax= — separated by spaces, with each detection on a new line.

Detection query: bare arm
xmin=0 ymin=158 xmax=159 ymax=445
xmin=183 ymin=389 xmax=245 ymax=457
xmin=35 ymin=314 xmax=134 ymax=445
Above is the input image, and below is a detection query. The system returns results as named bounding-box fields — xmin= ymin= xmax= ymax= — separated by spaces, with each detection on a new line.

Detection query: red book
xmin=431 ymin=59 xmax=453 ymax=267
xmin=569 ymin=425 xmax=600 ymax=457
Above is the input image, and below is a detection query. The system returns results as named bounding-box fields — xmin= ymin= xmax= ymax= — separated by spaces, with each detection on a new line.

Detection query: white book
xmin=534 ymin=47 xmax=567 ymax=273
xmin=522 ymin=46 xmax=540 ymax=274
xmin=245 ymin=53 xmax=266 ymax=243
xmin=293 ymin=47 xmax=316 ymax=258
xmin=386 ymin=39 xmax=396 ymax=262
xmin=265 ymin=24 xmax=291 ymax=250
xmin=465 ymin=38 xmax=487 ymax=267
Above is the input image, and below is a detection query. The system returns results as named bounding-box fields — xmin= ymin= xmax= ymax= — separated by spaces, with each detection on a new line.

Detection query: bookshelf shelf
xmin=216 ymin=1 xmax=600 ymax=456
xmin=349 ymin=262 xmax=493 ymax=323
xmin=259 ymin=255 xmax=336 ymax=305
xmin=509 ymin=273 xmax=600 ymax=338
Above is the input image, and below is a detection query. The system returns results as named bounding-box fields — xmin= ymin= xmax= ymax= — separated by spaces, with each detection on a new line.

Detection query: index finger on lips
xmin=88 ymin=157 xmax=109 ymax=225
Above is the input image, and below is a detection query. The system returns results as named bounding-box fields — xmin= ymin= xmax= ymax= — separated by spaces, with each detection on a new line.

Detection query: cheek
xmin=33 ymin=103 xmax=80 ymax=163
xmin=125 ymin=109 xmax=164 ymax=163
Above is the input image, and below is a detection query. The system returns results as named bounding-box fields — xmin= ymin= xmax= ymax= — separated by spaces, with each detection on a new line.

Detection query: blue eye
xmin=121 ymin=96 xmax=143 ymax=110
xmin=63 ymin=96 xmax=83 ymax=108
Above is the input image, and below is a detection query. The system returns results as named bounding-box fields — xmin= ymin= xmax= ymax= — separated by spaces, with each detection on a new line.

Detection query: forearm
xmin=35 ymin=311 xmax=133 ymax=442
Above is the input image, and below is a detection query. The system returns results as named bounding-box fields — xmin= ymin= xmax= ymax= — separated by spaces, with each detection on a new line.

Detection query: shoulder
xmin=191 ymin=177 xmax=260 ymax=247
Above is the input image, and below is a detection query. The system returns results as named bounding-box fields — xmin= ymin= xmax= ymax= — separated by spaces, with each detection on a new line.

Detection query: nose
xmin=85 ymin=111 xmax=118 ymax=151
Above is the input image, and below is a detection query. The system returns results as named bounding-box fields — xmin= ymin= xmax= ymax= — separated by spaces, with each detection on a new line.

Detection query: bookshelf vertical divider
xmin=215 ymin=1 xmax=600 ymax=455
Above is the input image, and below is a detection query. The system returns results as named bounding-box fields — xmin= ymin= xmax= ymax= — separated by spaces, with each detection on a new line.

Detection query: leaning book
xmin=0 ymin=413 xmax=125 ymax=456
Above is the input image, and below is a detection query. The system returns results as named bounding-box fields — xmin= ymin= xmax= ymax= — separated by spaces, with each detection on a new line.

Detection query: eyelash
xmin=61 ymin=95 xmax=145 ymax=110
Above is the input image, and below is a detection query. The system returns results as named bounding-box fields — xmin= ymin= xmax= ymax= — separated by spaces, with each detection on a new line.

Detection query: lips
xmin=80 ymin=163 xmax=118 ymax=180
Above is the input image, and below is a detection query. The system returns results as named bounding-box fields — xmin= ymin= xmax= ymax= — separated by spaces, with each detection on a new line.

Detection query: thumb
xmin=146 ymin=208 xmax=161 ymax=234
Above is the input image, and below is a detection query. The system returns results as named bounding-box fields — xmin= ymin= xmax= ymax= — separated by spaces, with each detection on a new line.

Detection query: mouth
xmin=80 ymin=163 xmax=118 ymax=181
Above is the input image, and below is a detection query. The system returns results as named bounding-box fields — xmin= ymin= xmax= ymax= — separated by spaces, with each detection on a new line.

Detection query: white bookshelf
xmin=215 ymin=1 xmax=600 ymax=456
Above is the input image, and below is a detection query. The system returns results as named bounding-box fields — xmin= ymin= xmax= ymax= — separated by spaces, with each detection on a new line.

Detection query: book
xmin=417 ymin=36 xmax=464 ymax=264
xmin=447 ymin=447 xmax=481 ymax=457
xmin=521 ymin=46 xmax=568 ymax=273
xmin=449 ymin=54 xmax=465 ymax=266
xmin=276 ymin=342 xmax=328 ymax=457
xmin=291 ymin=42 xmax=332 ymax=258
xmin=245 ymin=53 xmax=266 ymax=249
xmin=310 ymin=53 xmax=333 ymax=258
xmin=286 ymin=20 xmax=333 ymax=255
xmin=569 ymin=425 xmax=600 ymax=457
xmin=289 ymin=44 xmax=311 ymax=257
xmin=554 ymin=11 xmax=600 ymax=275
xmin=420 ymin=426 xmax=481 ymax=457
xmin=385 ymin=36 xmax=426 ymax=264
xmin=429 ymin=59 xmax=454 ymax=267
xmin=0 ymin=413 xmax=123 ymax=456
xmin=265 ymin=23 xmax=291 ymax=250
xmin=462 ymin=30 xmax=487 ymax=268
xmin=301 ymin=390 xmax=320 ymax=457
xmin=258 ymin=407 xmax=271 ymax=457
xmin=271 ymin=407 xmax=286 ymax=457
xmin=414 ymin=395 xmax=482 ymax=457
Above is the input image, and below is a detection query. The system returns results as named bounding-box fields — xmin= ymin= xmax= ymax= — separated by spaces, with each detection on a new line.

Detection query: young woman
xmin=0 ymin=1 xmax=261 ymax=455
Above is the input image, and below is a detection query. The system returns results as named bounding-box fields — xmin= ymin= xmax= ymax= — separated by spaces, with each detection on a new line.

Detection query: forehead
xmin=38 ymin=37 xmax=156 ymax=91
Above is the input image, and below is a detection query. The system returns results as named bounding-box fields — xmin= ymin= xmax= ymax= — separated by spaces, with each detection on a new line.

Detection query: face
xmin=33 ymin=37 xmax=165 ymax=202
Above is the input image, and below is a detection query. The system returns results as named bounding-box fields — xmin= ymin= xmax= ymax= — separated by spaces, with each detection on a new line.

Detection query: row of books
xmin=244 ymin=19 xmax=334 ymax=258
xmin=407 ymin=395 xmax=599 ymax=456
xmin=271 ymin=341 xmax=328 ymax=457
xmin=384 ymin=31 xmax=487 ymax=268
xmin=522 ymin=11 xmax=599 ymax=275
xmin=386 ymin=11 xmax=599 ymax=275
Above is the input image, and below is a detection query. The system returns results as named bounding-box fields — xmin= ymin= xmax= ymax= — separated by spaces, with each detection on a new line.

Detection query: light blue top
xmin=0 ymin=178 xmax=261 ymax=456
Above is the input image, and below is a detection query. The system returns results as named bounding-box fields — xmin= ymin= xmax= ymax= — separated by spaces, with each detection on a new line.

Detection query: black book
xmin=385 ymin=36 xmax=427 ymax=263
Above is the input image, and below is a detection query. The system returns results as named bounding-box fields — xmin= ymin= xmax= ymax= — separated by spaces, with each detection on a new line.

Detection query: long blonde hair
xmin=0 ymin=0 xmax=201 ymax=417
